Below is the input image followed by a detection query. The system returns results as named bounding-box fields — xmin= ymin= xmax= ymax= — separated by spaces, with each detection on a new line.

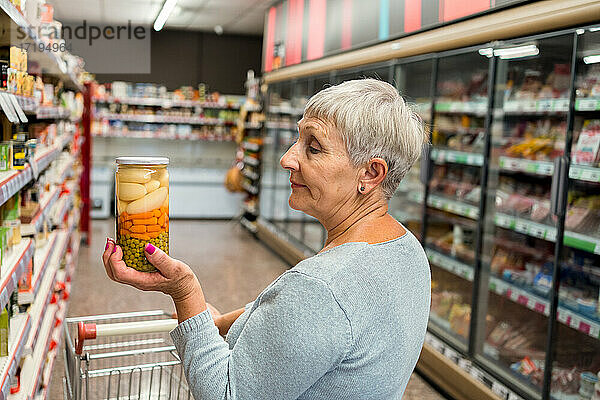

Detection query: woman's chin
xmin=288 ymin=196 xmax=305 ymax=212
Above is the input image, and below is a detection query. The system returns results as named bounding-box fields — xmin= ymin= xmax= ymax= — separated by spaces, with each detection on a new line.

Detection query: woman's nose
xmin=280 ymin=142 xmax=299 ymax=171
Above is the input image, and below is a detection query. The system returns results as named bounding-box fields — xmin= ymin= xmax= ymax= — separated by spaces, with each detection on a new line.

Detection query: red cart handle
xmin=75 ymin=322 xmax=97 ymax=355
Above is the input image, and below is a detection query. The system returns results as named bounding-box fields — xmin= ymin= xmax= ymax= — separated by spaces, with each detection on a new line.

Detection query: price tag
xmin=577 ymin=98 xmax=599 ymax=111
xmin=504 ymin=101 xmax=519 ymax=112
xmin=492 ymin=382 xmax=509 ymax=397
xmin=578 ymin=321 xmax=591 ymax=335
xmin=523 ymin=100 xmax=538 ymax=112
xmin=449 ymin=102 xmax=462 ymax=112
xmin=554 ymin=98 xmax=569 ymax=111
xmin=515 ymin=221 xmax=529 ymax=234
xmin=537 ymin=99 xmax=553 ymax=112
xmin=29 ymin=159 xmax=39 ymax=180
xmin=531 ymin=226 xmax=546 ymax=239
xmin=534 ymin=302 xmax=546 ymax=314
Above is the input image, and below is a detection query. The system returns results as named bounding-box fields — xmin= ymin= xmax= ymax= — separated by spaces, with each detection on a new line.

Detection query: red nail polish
xmin=145 ymin=243 xmax=156 ymax=254
xmin=105 ymin=238 xmax=110 ymax=250
xmin=112 ymin=245 xmax=117 ymax=254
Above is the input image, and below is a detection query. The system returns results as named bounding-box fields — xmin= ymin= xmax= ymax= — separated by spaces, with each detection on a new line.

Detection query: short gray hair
xmin=304 ymin=78 xmax=429 ymax=200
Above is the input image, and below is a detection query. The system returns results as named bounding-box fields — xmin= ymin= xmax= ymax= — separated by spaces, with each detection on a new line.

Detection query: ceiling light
xmin=154 ymin=0 xmax=178 ymax=31
xmin=494 ymin=44 xmax=539 ymax=59
xmin=576 ymin=29 xmax=585 ymax=35
xmin=214 ymin=25 xmax=223 ymax=35
xmin=584 ymin=55 xmax=600 ymax=64
xmin=590 ymin=26 xmax=600 ymax=32
xmin=478 ymin=47 xmax=493 ymax=58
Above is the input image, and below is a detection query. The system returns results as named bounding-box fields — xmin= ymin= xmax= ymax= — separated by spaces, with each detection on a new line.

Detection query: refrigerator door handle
xmin=550 ymin=156 xmax=568 ymax=218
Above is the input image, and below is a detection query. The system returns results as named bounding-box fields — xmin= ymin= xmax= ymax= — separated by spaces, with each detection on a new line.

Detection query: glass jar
xmin=115 ymin=157 xmax=169 ymax=272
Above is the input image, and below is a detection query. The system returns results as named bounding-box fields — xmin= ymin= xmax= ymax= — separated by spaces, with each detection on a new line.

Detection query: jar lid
xmin=116 ymin=156 xmax=169 ymax=165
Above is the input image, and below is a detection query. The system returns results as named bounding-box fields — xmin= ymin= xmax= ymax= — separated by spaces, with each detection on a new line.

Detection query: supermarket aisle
xmin=51 ymin=219 xmax=445 ymax=399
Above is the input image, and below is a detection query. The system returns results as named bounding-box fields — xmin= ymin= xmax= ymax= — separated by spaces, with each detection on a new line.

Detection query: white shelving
xmin=0 ymin=314 xmax=31 ymax=400
xmin=20 ymin=188 xmax=60 ymax=237
xmin=0 ymin=240 xmax=34 ymax=312
xmin=18 ymin=233 xmax=58 ymax=305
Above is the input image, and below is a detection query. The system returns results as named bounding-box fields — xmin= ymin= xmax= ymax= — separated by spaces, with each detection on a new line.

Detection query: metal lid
xmin=116 ymin=156 xmax=170 ymax=165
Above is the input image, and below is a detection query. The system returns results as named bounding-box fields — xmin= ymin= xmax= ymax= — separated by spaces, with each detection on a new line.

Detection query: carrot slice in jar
xmin=148 ymin=231 xmax=160 ymax=239
xmin=131 ymin=233 xmax=151 ymax=240
xmin=130 ymin=225 xmax=146 ymax=233
xmin=126 ymin=211 xmax=154 ymax=221
xmin=147 ymin=224 xmax=161 ymax=232
xmin=157 ymin=214 xmax=165 ymax=226
xmin=132 ymin=217 xmax=158 ymax=225
xmin=153 ymin=209 xmax=161 ymax=217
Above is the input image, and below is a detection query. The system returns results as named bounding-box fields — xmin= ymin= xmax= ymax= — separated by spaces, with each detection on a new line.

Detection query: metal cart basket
xmin=63 ymin=310 xmax=191 ymax=400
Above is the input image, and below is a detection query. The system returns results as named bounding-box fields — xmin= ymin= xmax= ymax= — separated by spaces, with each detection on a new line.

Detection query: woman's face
xmin=280 ymin=117 xmax=359 ymax=219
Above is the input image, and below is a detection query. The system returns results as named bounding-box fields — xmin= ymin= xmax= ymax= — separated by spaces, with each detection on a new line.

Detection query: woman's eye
xmin=309 ymin=146 xmax=320 ymax=154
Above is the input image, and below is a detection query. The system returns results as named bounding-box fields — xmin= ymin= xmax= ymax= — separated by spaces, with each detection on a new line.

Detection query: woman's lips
xmin=290 ymin=181 xmax=306 ymax=189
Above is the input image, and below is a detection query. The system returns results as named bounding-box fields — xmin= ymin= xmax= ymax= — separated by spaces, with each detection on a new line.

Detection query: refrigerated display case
xmin=254 ymin=23 xmax=600 ymax=400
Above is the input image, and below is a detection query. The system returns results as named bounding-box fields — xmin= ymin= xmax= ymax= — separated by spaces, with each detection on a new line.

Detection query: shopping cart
xmin=63 ymin=310 xmax=192 ymax=400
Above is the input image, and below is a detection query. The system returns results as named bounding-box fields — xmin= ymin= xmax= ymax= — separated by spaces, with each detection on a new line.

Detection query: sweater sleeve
xmin=170 ymin=271 xmax=352 ymax=400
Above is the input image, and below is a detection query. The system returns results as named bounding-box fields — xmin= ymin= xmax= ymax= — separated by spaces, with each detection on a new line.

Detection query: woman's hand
xmin=102 ymin=238 xmax=207 ymax=322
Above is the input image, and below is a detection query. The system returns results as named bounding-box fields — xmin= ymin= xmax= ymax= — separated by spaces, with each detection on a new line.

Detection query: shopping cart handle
xmin=76 ymin=322 xmax=97 ymax=355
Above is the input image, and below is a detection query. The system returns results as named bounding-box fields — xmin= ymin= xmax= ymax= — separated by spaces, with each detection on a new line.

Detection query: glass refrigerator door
xmin=392 ymin=59 xmax=433 ymax=240
xmin=426 ymin=50 xmax=489 ymax=347
xmin=285 ymin=79 xmax=310 ymax=244
xmin=260 ymin=84 xmax=281 ymax=222
xmin=551 ymin=28 xmax=600 ymax=400
xmin=479 ymin=34 xmax=573 ymax=397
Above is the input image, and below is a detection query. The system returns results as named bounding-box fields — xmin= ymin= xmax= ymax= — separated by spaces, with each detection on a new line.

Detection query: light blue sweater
xmin=171 ymin=230 xmax=431 ymax=399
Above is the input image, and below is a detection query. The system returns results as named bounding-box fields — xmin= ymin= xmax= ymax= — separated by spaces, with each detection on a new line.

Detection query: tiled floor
xmin=51 ymin=219 xmax=446 ymax=399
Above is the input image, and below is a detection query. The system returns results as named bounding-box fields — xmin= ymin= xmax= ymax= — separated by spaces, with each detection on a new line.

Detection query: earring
xmin=360 ymin=186 xmax=365 ymax=192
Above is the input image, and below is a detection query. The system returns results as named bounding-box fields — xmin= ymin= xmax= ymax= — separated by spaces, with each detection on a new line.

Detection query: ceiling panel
xmin=50 ymin=0 xmax=270 ymax=35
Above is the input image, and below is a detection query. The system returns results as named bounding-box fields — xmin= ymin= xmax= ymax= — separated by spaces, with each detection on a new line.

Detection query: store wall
xmin=94 ymin=29 xmax=263 ymax=94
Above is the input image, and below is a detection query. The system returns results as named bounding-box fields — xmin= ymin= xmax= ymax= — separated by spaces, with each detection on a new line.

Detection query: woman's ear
xmin=358 ymin=158 xmax=388 ymax=194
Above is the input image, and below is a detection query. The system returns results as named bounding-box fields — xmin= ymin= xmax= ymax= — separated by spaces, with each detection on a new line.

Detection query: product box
xmin=0 ymin=308 xmax=8 ymax=357
xmin=3 ymin=219 xmax=20 ymax=246
xmin=9 ymin=47 xmax=18 ymax=70
xmin=0 ymin=142 xmax=9 ymax=171
xmin=3 ymin=194 xmax=20 ymax=220
xmin=17 ymin=259 xmax=32 ymax=292
xmin=0 ymin=60 xmax=8 ymax=90
xmin=7 ymin=68 xmax=17 ymax=93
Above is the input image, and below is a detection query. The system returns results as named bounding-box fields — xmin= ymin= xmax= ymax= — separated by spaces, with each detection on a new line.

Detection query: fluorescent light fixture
xmin=590 ymin=26 xmax=600 ymax=32
xmin=478 ymin=47 xmax=493 ymax=57
xmin=576 ymin=28 xmax=585 ymax=35
xmin=584 ymin=55 xmax=600 ymax=64
xmin=154 ymin=0 xmax=177 ymax=31
xmin=494 ymin=44 xmax=539 ymax=59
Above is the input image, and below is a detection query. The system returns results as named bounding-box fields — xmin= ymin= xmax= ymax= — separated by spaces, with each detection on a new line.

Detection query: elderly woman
xmin=102 ymin=78 xmax=431 ymax=399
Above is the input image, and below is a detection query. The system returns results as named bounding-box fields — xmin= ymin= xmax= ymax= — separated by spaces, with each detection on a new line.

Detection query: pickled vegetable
xmin=116 ymin=162 xmax=169 ymax=272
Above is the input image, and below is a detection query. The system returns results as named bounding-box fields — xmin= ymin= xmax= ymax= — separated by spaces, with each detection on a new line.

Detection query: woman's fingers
xmin=102 ymin=238 xmax=116 ymax=280
xmin=108 ymin=245 xmax=168 ymax=291
xmin=144 ymin=244 xmax=178 ymax=276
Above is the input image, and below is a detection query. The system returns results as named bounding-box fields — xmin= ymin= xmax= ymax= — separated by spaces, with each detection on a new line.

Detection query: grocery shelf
xmin=93 ymin=96 xmax=242 ymax=109
xmin=24 ymin=259 xmax=58 ymax=354
xmin=240 ymin=216 xmax=258 ymax=233
xmin=494 ymin=212 xmax=600 ymax=255
xmin=498 ymin=157 xmax=553 ymax=176
xmin=14 ymin=95 xmax=39 ymax=114
xmin=32 ymin=301 xmax=66 ymax=400
xmin=501 ymin=98 xmax=569 ymax=114
xmin=575 ymin=97 xmax=600 ymax=111
xmin=427 ymin=194 xmax=479 ymax=219
xmin=499 ymin=156 xmax=600 ymax=182
xmin=407 ymin=191 xmax=424 ymax=204
xmin=431 ymin=148 xmax=484 ymax=166
xmin=20 ymin=187 xmax=60 ymax=236
xmin=18 ymin=232 xmax=58 ymax=305
xmin=243 ymin=156 xmax=260 ymax=167
xmin=0 ymin=314 xmax=31 ymax=400
xmin=0 ymin=239 xmax=34 ymax=311
xmin=242 ymin=182 xmax=259 ymax=195
xmin=50 ymin=191 xmax=74 ymax=228
xmin=96 ymin=112 xmax=233 ymax=126
xmin=244 ymin=122 xmax=263 ymax=130
xmin=0 ymin=135 xmax=71 ymax=208
xmin=426 ymin=247 xmax=474 ymax=281
xmin=16 ymin=303 xmax=58 ymax=400
xmin=434 ymin=101 xmax=487 ymax=116
xmin=35 ymin=106 xmax=70 ymax=120
xmin=265 ymin=121 xmax=297 ymax=130
xmin=242 ymin=141 xmax=261 ymax=152
xmin=267 ymin=105 xmax=304 ymax=115
xmin=0 ymin=0 xmax=81 ymax=91
xmin=489 ymin=276 xmax=600 ymax=340
xmin=241 ymin=168 xmax=260 ymax=181
xmin=92 ymin=131 xmax=234 ymax=142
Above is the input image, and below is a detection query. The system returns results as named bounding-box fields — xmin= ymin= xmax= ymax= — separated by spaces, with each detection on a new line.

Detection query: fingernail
xmin=145 ymin=243 xmax=156 ymax=254
xmin=112 ymin=245 xmax=117 ymax=254
xmin=105 ymin=238 xmax=111 ymax=250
